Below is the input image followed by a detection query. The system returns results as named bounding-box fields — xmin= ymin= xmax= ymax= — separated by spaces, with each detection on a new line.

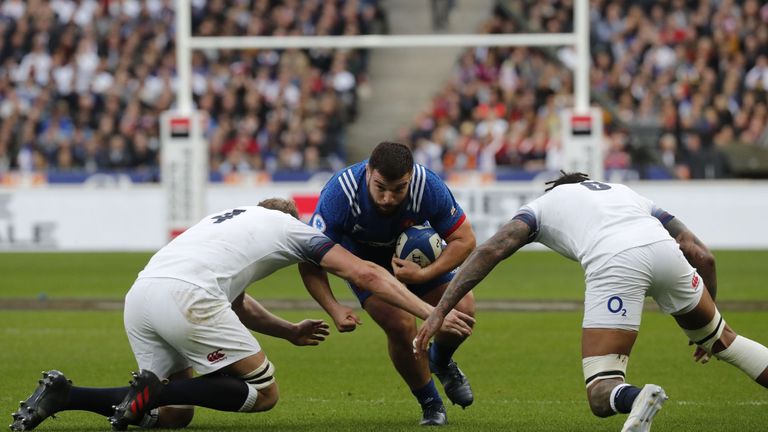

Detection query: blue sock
xmin=613 ymin=384 xmax=641 ymax=414
xmin=429 ymin=341 xmax=459 ymax=367
xmin=412 ymin=379 xmax=442 ymax=408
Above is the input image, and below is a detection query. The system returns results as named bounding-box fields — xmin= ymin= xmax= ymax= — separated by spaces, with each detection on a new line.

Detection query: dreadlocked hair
xmin=544 ymin=171 xmax=590 ymax=192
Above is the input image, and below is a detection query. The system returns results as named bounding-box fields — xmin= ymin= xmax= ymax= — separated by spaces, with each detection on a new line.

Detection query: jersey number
xmin=580 ymin=181 xmax=612 ymax=191
xmin=211 ymin=209 xmax=246 ymax=224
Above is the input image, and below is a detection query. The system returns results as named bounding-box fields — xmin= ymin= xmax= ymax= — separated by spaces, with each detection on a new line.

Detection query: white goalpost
xmin=163 ymin=0 xmax=601 ymax=238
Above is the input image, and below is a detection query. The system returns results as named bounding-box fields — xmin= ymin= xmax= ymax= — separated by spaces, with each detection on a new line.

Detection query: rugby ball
xmin=395 ymin=225 xmax=443 ymax=268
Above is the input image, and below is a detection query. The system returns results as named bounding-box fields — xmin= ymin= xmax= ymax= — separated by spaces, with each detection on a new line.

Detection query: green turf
xmin=1 ymin=250 xmax=767 ymax=301
xmin=1 ymin=310 xmax=766 ymax=431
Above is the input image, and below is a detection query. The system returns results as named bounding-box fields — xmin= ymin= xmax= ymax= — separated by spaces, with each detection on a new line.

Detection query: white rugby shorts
xmin=583 ymin=239 xmax=704 ymax=331
xmin=124 ymin=278 xmax=262 ymax=378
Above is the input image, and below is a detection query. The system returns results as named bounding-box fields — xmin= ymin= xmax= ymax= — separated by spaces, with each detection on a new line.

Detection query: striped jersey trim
xmin=337 ymin=169 xmax=361 ymax=216
xmin=408 ymin=164 xmax=427 ymax=213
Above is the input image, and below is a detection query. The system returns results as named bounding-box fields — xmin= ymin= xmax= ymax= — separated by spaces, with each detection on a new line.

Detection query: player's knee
xmin=251 ymin=384 xmax=279 ymax=412
xmin=455 ymin=296 xmax=476 ymax=320
xmin=379 ymin=315 xmax=416 ymax=341
xmin=157 ymin=406 xmax=194 ymax=428
xmin=683 ymin=309 xmax=727 ymax=354
xmin=582 ymin=355 xmax=628 ymax=417
xmin=587 ymin=393 xmax=615 ymax=418
xmin=239 ymin=358 xmax=278 ymax=413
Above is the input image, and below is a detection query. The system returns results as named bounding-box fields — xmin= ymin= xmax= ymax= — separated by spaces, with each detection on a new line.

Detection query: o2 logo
xmin=607 ymin=296 xmax=627 ymax=317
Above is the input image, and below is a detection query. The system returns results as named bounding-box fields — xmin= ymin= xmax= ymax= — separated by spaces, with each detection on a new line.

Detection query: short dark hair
xmin=544 ymin=171 xmax=590 ymax=192
xmin=258 ymin=198 xmax=299 ymax=219
xmin=368 ymin=141 xmax=413 ymax=181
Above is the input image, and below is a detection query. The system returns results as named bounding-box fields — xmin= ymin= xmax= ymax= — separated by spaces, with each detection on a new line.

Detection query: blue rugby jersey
xmin=309 ymin=161 xmax=466 ymax=260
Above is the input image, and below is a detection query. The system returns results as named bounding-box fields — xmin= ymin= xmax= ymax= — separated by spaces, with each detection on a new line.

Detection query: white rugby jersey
xmin=514 ymin=181 xmax=674 ymax=274
xmin=138 ymin=206 xmax=334 ymax=302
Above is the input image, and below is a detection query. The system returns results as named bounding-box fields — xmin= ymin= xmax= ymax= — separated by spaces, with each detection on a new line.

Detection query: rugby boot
xmin=429 ymin=359 xmax=474 ymax=408
xmin=621 ymin=384 xmax=668 ymax=432
xmin=108 ymin=370 xmax=164 ymax=431
xmin=10 ymin=370 xmax=72 ymax=431
xmin=419 ymin=402 xmax=447 ymax=426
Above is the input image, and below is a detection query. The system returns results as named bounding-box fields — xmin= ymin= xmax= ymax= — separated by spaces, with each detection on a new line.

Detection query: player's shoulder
xmin=320 ymin=162 xmax=365 ymax=216
xmin=409 ymin=163 xmax=449 ymax=205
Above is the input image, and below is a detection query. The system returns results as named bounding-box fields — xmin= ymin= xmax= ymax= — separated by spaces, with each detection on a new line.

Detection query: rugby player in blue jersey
xmin=303 ymin=141 xmax=477 ymax=426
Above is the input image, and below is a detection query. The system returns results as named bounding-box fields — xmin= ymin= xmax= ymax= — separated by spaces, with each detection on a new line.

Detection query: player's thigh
xmin=582 ymin=328 xmax=638 ymax=357
xmin=583 ymin=263 xmax=648 ymax=332
xmin=145 ymin=280 xmax=263 ymax=376
xmin=364 ymin=295 xmax=417 ymax=340
xmin=421 ymin=282 xmax=475 ymax=317
xmin=124 ymin=279 xmax=191 ymax=378
xmin=646 ymin=239 xmax=704 ymax=317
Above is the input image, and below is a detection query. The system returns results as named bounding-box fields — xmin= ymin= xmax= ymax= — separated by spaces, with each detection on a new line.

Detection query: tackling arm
xmin=414 ymin=219 xmax=530 ymax=354
xmin=320 ymin=244 xmax=474 ymax=335
xmin=662 ymin=218 xmax=718 ymax=301
xmin=433 ymin=219 xmax=530 ymax=317
xmin=320 ymin=245 xmax=432 ymax=319
xmin=231 ymin=293 xmax=329 ymax=346
xmin=298 ymin=262 xmax=362 ymax=332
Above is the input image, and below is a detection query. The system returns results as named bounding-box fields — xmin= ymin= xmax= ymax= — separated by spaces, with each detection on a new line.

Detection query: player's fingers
xmin=450 ymin=320 xmax=470 ymax=335
xmin=351 ymin=314 xmax=363 ymax=325
xmin=443 ymin=321 xmax=468 ymax=337
xmin=391 ymin=257 xmax=406 ymax=267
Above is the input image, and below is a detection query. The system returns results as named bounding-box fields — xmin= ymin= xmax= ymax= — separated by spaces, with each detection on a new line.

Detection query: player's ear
xmin=365 ymin=164 xmax=371 ymax=182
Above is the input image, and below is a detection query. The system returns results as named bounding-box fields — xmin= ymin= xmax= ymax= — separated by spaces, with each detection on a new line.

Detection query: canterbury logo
xmin=207 ymin=349 xmax=226 ymax=363
xmin=692 ymin=274 xmax=700 ymax=289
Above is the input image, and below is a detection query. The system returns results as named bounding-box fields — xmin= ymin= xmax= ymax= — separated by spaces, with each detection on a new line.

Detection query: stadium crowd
xmin=0 ymin=0 xmax=385 ymax=180
xmin=405 ymin=0 xmax=768 ymax=179
xmin=1 ymin=0 xmax=767 ymax=181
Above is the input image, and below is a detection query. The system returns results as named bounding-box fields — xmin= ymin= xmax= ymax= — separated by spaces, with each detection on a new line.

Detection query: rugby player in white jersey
xmin=415 ymin=172 xmax=768 ymax=432
xmin=10 ymin=198 xmax=474 ymax=432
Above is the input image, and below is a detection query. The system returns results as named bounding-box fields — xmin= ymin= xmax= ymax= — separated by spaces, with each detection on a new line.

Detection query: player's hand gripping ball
xmin=395 ymin=225 xmax=444 ymax=268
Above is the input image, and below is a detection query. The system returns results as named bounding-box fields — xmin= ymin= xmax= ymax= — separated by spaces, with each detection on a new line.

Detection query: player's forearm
xmin=299 ymin=262 xmax=343 ymax=314
xmin=435 ymin=220 xmax=527 ymax=315
xmin=235 ymin=294 xmax=297 ymax=340
xmin=422 ymin=238 xmax=473 ymax=281
xmin=664 ymin=219 xmax=718 ymax=301
xmin=434 ymin=245 xmax=499 ymax=315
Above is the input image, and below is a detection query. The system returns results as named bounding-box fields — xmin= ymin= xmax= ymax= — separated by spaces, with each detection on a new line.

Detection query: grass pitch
xmin=1 ymin=250 xmax=767 ymax=431
xmin=0 ymin=311 xmax=766 ymax=431
xmin=2 ymin=250 xmax=768 ymax=301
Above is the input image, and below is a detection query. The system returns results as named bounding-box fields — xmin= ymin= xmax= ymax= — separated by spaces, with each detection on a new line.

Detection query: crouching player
xmin=415 ymin=172 xmax=768 ymax=432
xmin=10 ymin=198 xmax=474 ymax=431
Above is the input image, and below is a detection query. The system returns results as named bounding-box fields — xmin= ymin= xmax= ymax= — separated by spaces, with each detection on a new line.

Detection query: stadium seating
xmin=0 ymin=0 xmax=386 ymax=182
xmin=405 ymin=0 xmax=768 ymax=179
